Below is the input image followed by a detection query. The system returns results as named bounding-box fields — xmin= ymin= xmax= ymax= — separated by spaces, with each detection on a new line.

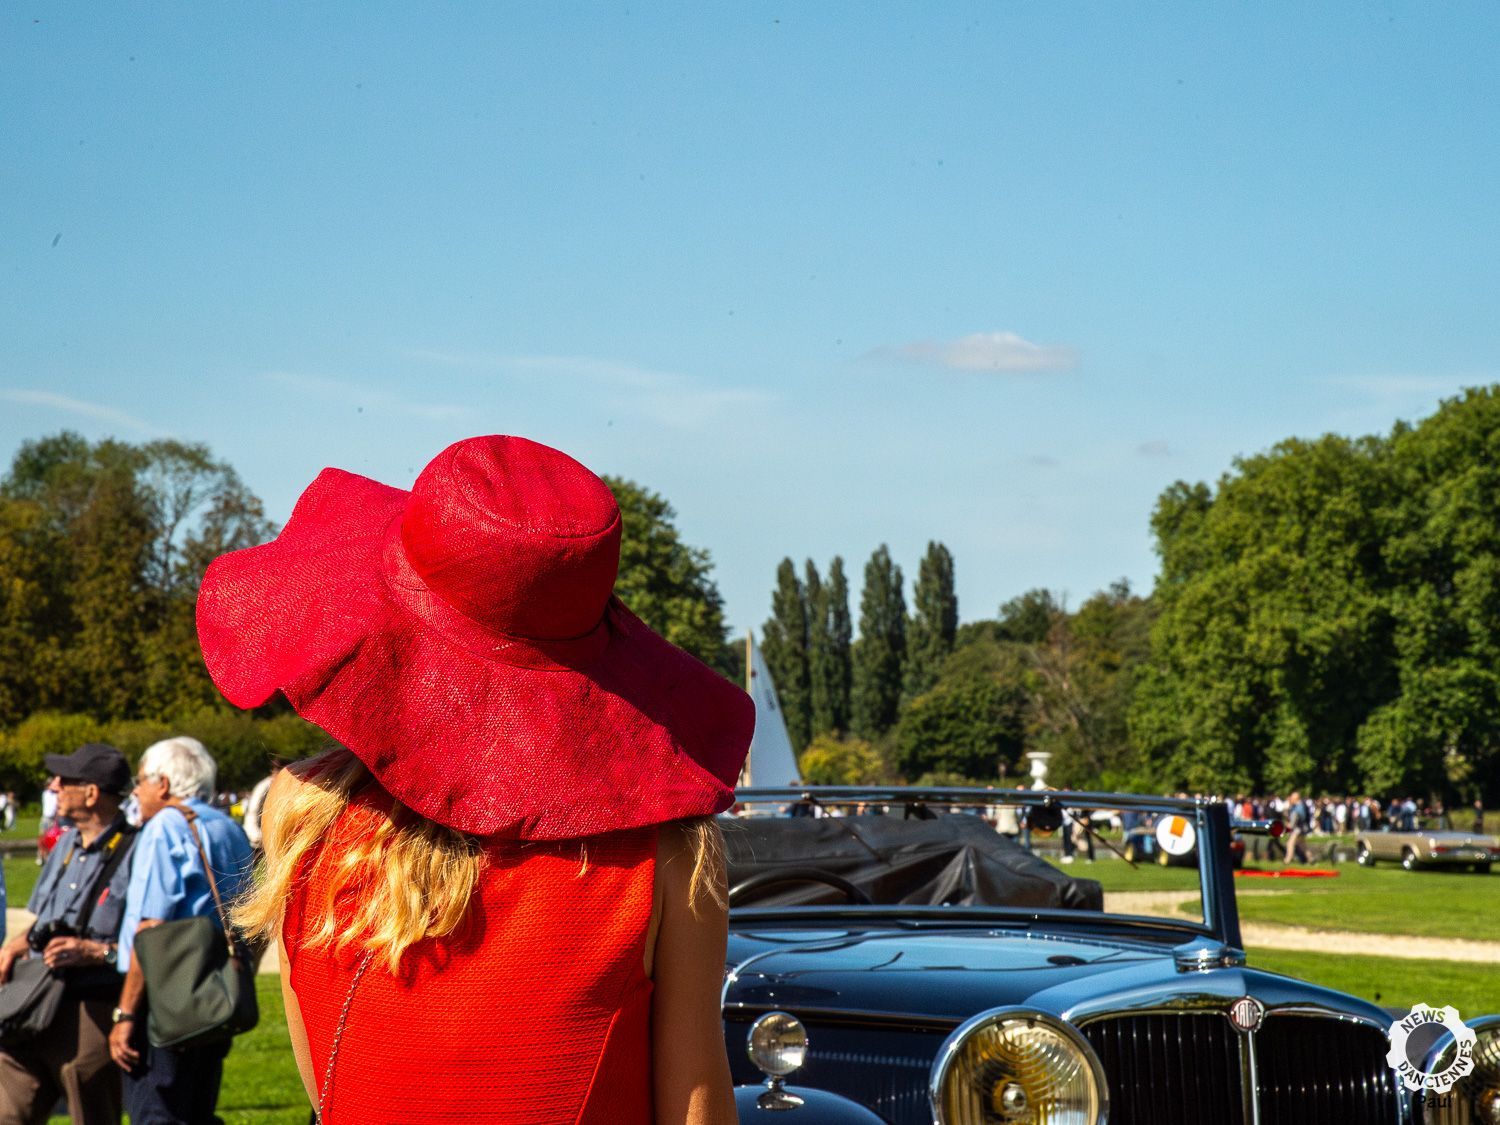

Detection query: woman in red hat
xmin=213 ymin=436 xmax=754 ymax=1124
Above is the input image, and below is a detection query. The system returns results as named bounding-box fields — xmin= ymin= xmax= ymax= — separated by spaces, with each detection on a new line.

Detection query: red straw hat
xmin=196 ymin=435 xmax=753 ymax=839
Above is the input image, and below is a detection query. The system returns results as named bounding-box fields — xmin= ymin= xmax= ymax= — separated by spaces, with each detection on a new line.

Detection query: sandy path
xmin=1106 ymin=891 xmax=1500 ymax=963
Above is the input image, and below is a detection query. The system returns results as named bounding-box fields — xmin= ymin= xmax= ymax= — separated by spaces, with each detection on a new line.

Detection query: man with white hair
xmin=105 ymin=737 xmax=252 ymax=1125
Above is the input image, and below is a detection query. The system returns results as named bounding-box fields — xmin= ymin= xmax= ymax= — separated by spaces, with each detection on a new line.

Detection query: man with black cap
xmin=0 ymin=743 xmax=138 ymax=1125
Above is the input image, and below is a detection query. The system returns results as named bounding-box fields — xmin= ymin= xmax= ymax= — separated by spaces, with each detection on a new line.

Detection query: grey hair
xmin=140 ymin=736 xmax=217 ymax=802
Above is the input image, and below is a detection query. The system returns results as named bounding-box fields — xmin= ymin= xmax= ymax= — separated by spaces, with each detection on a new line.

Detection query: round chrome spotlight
xmin=747 ymin=1011 xmax=809 ymax=1077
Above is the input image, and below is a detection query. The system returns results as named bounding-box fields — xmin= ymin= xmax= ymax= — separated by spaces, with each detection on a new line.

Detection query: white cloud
xmin=262 ymin=372 xmax=472 ymax=422
xmin=0 ymin=389 xmax=164 ymax=436
xmin=867 ymin=331 xmax=1078 ymax=373
xmin=406 ymin=350 xmax=772 ymax=430
xmin=1137 ymin=440 xmax=1172 ymax=457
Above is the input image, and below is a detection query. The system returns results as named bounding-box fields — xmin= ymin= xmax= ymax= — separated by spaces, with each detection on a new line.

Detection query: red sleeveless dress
xmin=283 ymin=795 xmax=657 ymax=1125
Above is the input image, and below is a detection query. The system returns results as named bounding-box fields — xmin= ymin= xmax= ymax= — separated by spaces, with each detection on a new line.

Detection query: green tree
xmin=0 ymin=433 xmax=277 ymax=724
xmin=606 ymin=476 xmax=732 ymax=674
xmin=1026 ymin=580 xmax=1155 ymax=790
xmin=824 ymin=557 xmax=853 ymax=733
xmin=904 ymin=541 xmax=958 ymax=703
xmin=996 ymin=588 xmax=1063 ymax=644
xmin=798 ymin=733 xmax=884 ymax=785
xmin=1132 ymin=432 xmax=1400 ymax=794
xmin=1355 ymin=389 xmax=1500 ymax=795
xmin=804 ymin=560 xmax=834 ymax=738
xmin=894 ymin=638 xmax=1027 ymax=781
xmin=761 ymin=558 xmax=811 ymax=751
xmin=852 ymin=545 xmax=906 ymax=739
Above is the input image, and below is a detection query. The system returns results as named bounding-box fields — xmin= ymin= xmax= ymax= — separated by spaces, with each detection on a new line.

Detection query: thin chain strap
xmin=317 ymin=950 xmax=374 ymax=1122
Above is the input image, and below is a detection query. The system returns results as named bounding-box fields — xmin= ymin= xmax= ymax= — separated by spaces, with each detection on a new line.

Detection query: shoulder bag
xmin=0 ymin=822 xmax=136 ymax=1046
xmin=132 ymin=803 xmax=259 ymax=1049
xmin=0 ymin=957 xmax=66 ymax=1047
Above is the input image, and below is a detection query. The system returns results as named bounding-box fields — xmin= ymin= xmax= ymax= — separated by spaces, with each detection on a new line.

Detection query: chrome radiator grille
xmin=1080 ymin=1011 xmax=1403 ymax=1125
xmin=799 ymin=1046 xmax=933 ymax=1125
xmin=1082 ymin=1012 xmax=1246 ymax=1125
xmin=1257 ymin=1014 xmax=1401 ymax=1124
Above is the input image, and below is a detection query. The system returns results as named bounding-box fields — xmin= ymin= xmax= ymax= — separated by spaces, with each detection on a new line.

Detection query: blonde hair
xmin=232 ymin=746 xmax=725 ymax=973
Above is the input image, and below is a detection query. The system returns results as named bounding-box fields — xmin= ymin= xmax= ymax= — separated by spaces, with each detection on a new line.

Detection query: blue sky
xmin=4 ymin=3 xmax=1497 ymax=634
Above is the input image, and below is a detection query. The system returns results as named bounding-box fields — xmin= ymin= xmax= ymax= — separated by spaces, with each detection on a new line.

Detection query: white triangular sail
xmin=741 ymin=632 xmax=800 ymax=788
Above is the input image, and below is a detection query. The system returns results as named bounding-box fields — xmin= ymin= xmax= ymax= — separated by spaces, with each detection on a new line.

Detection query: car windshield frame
xmin=726 ymin=786 xmax=1246 ymax=949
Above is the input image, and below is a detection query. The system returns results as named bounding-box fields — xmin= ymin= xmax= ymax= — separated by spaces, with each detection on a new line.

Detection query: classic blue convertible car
xmin=720 ymin=787 xmax=1500 ymax=1125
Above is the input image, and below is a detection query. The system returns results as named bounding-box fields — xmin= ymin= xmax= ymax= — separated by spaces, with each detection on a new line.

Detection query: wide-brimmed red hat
xmin=196 ymin=435 xmax=753 ymax=839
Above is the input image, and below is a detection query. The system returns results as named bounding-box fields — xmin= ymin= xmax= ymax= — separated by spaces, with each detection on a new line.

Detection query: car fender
xmin=734 ymin=1084 xmax=890 ymax=1123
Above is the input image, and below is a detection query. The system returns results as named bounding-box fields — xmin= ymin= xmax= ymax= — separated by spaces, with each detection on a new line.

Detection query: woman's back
xmin=284 ymin=794 xmax=657 ymax=1125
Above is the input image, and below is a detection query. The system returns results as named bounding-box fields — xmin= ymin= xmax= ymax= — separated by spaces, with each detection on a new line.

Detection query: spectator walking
xmin=107 ymin=737 xmax=252 ymax=1125
xmin=0 ymin=743 xmax=137 ymax=1125
xmin=1282 ymin=791 xmax=1308 ymax=864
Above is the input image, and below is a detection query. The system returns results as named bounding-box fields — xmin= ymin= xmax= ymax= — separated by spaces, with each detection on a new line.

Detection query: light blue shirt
xmin=118 ymin=799 xmax=253 ymax=973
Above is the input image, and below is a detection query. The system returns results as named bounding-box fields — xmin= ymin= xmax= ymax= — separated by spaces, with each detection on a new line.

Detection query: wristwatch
xmin=111 ymin=1008 xmax=135 ymax=1025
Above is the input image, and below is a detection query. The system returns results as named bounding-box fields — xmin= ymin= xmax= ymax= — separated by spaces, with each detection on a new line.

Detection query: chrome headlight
xmin=747 ymin=1010 xmax=808 ymax=1078
xmin=931 ymin=1008 xmax=1106 ymax=1125
xmin=1422 ymin=1016 xmax=1500 ymax=1124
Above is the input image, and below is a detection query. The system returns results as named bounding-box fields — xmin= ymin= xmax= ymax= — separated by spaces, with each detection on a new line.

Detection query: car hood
xmin=723 ymin=926 xmax=1392 ymax=1029
xmin=725 ymin=928 xmax=1162 ymax=1022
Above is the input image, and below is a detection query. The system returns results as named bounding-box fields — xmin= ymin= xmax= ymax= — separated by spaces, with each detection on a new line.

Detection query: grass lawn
xmin=4 ymin=854 xmax=42 ymax=914
xmin=1 ymin=814 xmax=42 ymax=843
xmin=1050 ymin=855 xmax=1500 ymax=942
xmin=1230 ymin=863 xmax=1498 ymax=941
xmin=1249 ymin=947 xmax=1500 ymax=1020
xmin=1059 ymin=858 xmax=1205 ymax=893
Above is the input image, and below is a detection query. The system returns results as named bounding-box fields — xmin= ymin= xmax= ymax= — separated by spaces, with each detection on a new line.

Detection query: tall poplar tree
xmin=761 ymin=558 xmax=811 ymax=751
xmin=804 ymin=560 xmax=833 ymax=738
xmin=825 ymin=556 xmax=853 ymax=734
xmin=904 ymin=541 xmax=958 ymax=703
xmin=852 ymin=544 xmax=906 ymax=739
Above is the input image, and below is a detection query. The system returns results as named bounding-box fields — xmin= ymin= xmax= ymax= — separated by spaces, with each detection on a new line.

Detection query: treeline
xmin=0 ymin=434 xmax=737 ymax=793
xmin=1135 ymin=386 xmax=1500 ymax=800
xmin=0 ymin=433 xmax=294 ymax=791
xmin=767 ymin=387 xmax=1500 ymax=804
xmin=761 ymin=545 xmax=1150 ymax=791
xmin=8 ymin=383 xmax=1500 ymax=805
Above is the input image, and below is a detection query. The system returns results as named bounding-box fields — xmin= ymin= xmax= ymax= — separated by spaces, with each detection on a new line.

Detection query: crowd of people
xmin=768 ymin=785 xmax=1488 ymax=869
xmin=0 ymin=737 xmax=264 ymax=1125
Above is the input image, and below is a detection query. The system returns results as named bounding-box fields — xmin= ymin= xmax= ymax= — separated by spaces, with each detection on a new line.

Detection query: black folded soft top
xmin=723 ymin=810 xmax=1104 ymax=912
